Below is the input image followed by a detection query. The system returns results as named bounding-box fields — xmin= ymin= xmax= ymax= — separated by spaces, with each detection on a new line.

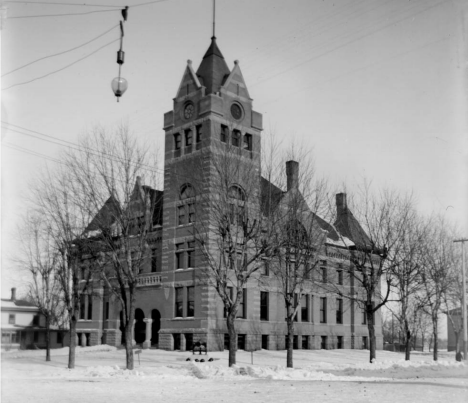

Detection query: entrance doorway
xmin=134 ymin=309 xmax=146 ymax=344
xmin=151 ymin=309 xmax=161 ymax=346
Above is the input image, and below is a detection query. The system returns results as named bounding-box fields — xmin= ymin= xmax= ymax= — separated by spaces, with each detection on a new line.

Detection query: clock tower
xmin=158 ymin=36 xmax=263 ymax=350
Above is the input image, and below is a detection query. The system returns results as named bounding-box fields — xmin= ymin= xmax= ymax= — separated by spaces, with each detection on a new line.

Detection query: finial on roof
xmin=234 ymin=60 xmax=239 ymax=65
xmin=212 ymin=0 xmax=216 ymax=38
xmin=187 ymin=59 xmax=192 ymax=65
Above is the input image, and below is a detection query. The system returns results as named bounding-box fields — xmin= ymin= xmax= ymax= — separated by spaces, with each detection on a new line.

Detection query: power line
xmin=2 ymin=38 xmax=119 ymax=90
xmin=251 ymin=0 xmax=449 ymax=88
xmin=2 ymin=122 xmax=164 ymax=175
xmin=2 ymin=23 xmax=119 ymax=77
xmin=7 ymin=8 xmax=119 ymax=18
xmin=3 ymin=1 xmax=122 ymax=7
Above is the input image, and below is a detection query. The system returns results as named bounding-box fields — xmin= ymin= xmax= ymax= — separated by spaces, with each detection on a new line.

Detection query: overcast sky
xmin=1 ymin=0 xmax=467 ymax=298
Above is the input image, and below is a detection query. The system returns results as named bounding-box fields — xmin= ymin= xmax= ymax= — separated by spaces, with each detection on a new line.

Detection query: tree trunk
xmin=286 ymin=317 xmax=294 ymax=368
xmin=226 ymin=313 xmax=237 ymax=367
xmin=68 ymin=315 xmax=77 ymax=369
xmin=45 ymin=315 xmax=51 ymax=362
xmin=454 ymin=331 xmax=460 ymax=355
xmin=432 ymin=318 xmax=438 ymax=361
xmin=367 ymin=308 xmax=376 ymax=363
xmin=404 ymin=319 xmax=411 ymax=361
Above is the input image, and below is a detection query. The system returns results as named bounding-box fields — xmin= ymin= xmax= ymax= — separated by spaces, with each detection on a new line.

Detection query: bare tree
xmin=173 ymin=134 xmax=278 ymax=367
xmin=265 ymin=146 xmax=329 ymax=368
xmin=31 ymin=165 xmax=94 ymax=369
xmin=389 ymin=212 xmax=429 ymax=360
xmin=417 ymin=215 xmax=457 ymax=361
xmin=323 ymin=184 xmax=415 ymax=363
xmin=63 ymin=125 xmax=160 ymax=370
xmin=17 ymin=214 xmax=62 ymax=361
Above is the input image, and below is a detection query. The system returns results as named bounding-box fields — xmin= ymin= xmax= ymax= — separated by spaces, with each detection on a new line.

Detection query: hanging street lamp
xmin=112 ymin=7 xmax=129 ymax=102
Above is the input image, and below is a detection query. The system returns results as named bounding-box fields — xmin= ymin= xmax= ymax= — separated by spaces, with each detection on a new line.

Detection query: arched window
xmin=228 ymin=185 xmax=245 ymax=201
xmin=178 ymin=184 xmax=195 ymax=225
xmin=180 ymin=183 xmax=195 ymax=200
xmin=228 ymin=185 xmax=246 ymax=225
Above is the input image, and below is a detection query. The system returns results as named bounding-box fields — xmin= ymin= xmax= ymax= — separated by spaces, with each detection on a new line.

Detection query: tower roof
xmin=196 ymin=36 xmax=231 ymax=95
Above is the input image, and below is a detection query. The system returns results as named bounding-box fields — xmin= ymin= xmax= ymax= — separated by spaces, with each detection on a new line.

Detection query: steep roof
xmin=260 ymin=176 xmax=284 ymax=216
xmin=334 ymin=198 xmax=372 ymax=249
xmin=1 ymin=299 xmax=37 ymax=309
xmin=85 ymin=194 xmax=121 ymax=233
xmin=196 ymin=37 xmax=231 ymax=95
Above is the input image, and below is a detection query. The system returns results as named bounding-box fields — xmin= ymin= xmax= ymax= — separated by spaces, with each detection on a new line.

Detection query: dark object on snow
xmin=192 ymin=341 xmax=207 ymax=355
xmin=186 ymin=358 xmax=191 ymax=361
xmin=195 ymin=359 xmax=199 ymax=362
xmin=200 ymin=359 xmax=205 ymax=363
xmin=456 ymin=351 xmax=462 ymax=362
xmin=208 ymin=358 xmax=214 ymax=362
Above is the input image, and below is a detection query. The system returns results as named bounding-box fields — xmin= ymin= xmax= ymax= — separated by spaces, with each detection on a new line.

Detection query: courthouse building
xmin=76 ymin=36 xmax=383 ymax=352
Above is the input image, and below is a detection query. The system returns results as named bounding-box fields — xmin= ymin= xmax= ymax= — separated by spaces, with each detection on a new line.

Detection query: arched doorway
xmin=151 ymin=309 xmax=161 ymax=346
xmin=134 ymin=308 xmax=146 ymax=344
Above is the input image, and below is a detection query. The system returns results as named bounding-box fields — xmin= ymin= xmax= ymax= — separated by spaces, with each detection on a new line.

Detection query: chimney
xmin=11 ymin=287 xmax=16 ymax=301
xmin=336 ymin=193 xmax=347 ymax=216
xmin=286 ymin=160 xmax=299 ymax=191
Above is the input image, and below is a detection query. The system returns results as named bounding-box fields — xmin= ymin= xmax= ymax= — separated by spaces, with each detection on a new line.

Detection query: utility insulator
xmin=117 ymin=50 xmax=125 ymax=65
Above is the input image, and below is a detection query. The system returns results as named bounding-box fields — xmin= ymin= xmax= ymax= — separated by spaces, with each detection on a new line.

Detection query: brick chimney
xmin=286 ymin=160 xmax=299 ymax=191
xmin=336 ymin=193 xmax=347 ymax=216
xmin=11 ymin=287 xmax=16 ymax=301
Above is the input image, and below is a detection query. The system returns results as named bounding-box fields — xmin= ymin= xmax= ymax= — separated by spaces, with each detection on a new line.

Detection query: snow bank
xmin=187 ymin=362 xmax=386 ymax=382
xmin=2 ymin=345 xmax=117 ymax=358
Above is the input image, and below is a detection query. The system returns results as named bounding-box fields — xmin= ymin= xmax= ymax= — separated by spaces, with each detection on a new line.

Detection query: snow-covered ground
xmin=2 ymin=347 xmax=467 ymax=403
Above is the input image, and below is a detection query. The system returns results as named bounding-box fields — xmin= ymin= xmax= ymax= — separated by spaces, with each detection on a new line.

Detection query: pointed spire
xmin=196 ymin=36 xmax=230 ymax=95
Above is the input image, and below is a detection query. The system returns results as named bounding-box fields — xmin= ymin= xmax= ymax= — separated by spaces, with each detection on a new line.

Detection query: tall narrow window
xmin=174 ymin=133 xmax=181 ymax=150
xmin=175 ymin=243 xmax=184 ymax=270
xmin=336 ymin=298 xmax=343 ymax=324
xmin=301 ymin=295 xmax=309 ymax=322
xmin=87 ymin=295 xmax=93 ymax=320
xmin=105 ymin=301 xmax=110 ymax=320
xmin=187 ymin=286 xmax=194 ymax=317
xmin=232 ymin=130 xmax=241 ymax=147
xmin=175 ymin=287 xmax=183 ymax=317
xmin=362 ymin=306 xmax=367 ymax=325
xmin=320 ymin=297 xmax=327 ymax=323
xmin=362 ymin=336 xmax=368 ymax=349
xmin=237 ymin=288 xmax=246 ymax=319
xmin=243 ymin=133 xmax=252 ymax=151
xmin=196 ymin=124 xmax=202 ymax=149
xmin=187 ymin=203 xmax=195 ymax=223
xmin=220 ymin=125 xmax=228 ymax=143
xmin=151 ymin=249 xmax=158 ymax=272
xmin=80 ymin=294 xmax=86 ymax=320
xmin=337 ymin=269 xmax=343 ymax=285
xmin=177 ymin=205 xmax=186 ymax=225
xmin=8 ymin=314 xmax=15 ymax=325
xmin=260 ymin=291 xmax=269 ymax=321
xmin=321 ymin=266 xmax=327 ymax=283
xmin=187 ymin=241 xmax=195 ymax=268
xmin=185 ymin=129 xmax=193 ymax=154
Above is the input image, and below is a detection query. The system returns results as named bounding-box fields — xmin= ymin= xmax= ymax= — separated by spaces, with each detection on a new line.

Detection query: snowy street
xmin=2 ymin=347 xmax=467 ymax=403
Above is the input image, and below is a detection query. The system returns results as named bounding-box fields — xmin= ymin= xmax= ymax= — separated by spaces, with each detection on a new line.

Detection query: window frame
xmin=336 ymin=298 xmax=343 ymax=324
xmin=8 ymin=314 xmax=15 ymax=325
xmin=232 ymin=130 xmax=241 ymax=147
xmin=320 ymin=297 xmax=327 ymax=323
xmin=260 ymin=291 xmax=269 ymax=321
xmin=220 ymin=124 xmax=228 ymax=143
xmin=186 ymin=286 xmax=195 ymax=317
xmin=174 ymin=133 xmax=181 ymax=150
xmin=175 ymin=287 xmax=184 ymax=317
xmin=243 ymin=133 xmax=252 ymax=151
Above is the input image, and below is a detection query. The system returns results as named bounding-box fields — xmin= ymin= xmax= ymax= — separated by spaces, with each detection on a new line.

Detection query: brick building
xmin=76 ymin=37 xmax=383 ymax=352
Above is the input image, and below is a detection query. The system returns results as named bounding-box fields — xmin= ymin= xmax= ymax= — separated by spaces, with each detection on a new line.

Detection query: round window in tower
xmin=230 ymin=103 xmax=243 ymax=120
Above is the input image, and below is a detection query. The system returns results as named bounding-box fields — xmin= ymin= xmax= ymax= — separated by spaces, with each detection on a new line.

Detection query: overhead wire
xmin=2 ymin=23 xmax=119 ymax=77
xmin=7 ymin=8 xmax=120 ymax=18
xmin=2 ymin=38 xmax=119 ymax=90
xmin=250 ymin=0 xmax=450 ymax=88
xmin=3 ymin=1 xmax=122 ymax=6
